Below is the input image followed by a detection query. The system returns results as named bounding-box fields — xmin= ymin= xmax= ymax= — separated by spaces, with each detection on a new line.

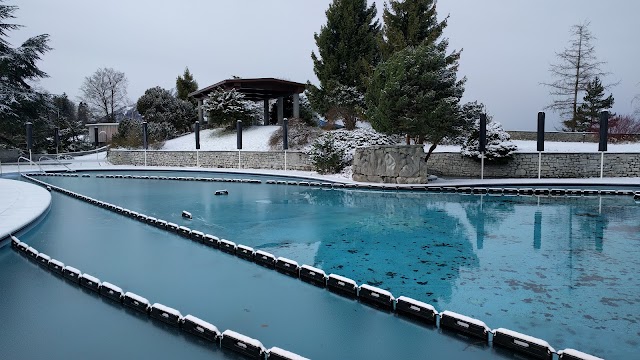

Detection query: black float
xmin=191 ymin=230 xmax=204 ymax=243
xmin=358 ymin=284 xmax=394 ymax=311
xmin=396 ymin=296 xmax=438 ymax=325
xmin=124 ymin=292 xmax=150 ymax=313
xmin=254 ymin=250 xmax=276 ymax=269
xmin=63 ymin=266 xmax=81 ymax=283
xmin=203 ymin=234 xmax=220 ymax=248
xmin=327 ymin=274 xmax=358 ymax=298
xmin=267 ymin=347 xmax=310 ymax=360
xmin=439 ymin=310 xmax=490 ymax=342
xmin=26 ymin=246 xmax=38 ymax=261
xmin=275 ymin=257 xmax=299 ymax=277
xmin=36 ymin=253 xmax=50 ymax=267
xmin=221 ymin=330 xmax=266 ymax=359
xmin=48 ymin=259 xmax=65 ymax=276
xmin=100 ymin=282 xmax=124 ymax=303
xmin=182 ymin=314 xmax=220 ymax=342
xmin=299 ymin=265 xmax=327 ymax=288
xmin=80 ymin=273 xmax=101 ymax=292
xmin=236 ymin=244 xmax=255 ymax=261
xmin=492 ymin=328 xmax=555 ymax=360
xmin=150 ymin=303 xmax=183 ymax=327
xmin=219 ymin=239 xmax=237 ymax=254
xmin=557 ymin=349 xmax=604 ymax=360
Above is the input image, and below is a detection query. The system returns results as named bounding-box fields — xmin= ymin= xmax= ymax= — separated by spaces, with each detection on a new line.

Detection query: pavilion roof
xmin=189 ymin=78 xmax=306 ymax=101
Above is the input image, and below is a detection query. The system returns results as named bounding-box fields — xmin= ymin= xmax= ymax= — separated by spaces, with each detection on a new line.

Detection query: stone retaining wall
xmin=108 ymin=150 xmax=314 ymax=171
xmin=0 ymin=149 xmax=22 ymax=162
xmin=508 ymin=131 xmax=640 ymax=143
xmin=353 ymin=145 xmax=640 ymax=181
xmin=352 ymin=145 xmax=428 ymax=183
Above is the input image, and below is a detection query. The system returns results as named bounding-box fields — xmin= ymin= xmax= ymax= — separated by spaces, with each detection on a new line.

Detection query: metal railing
xmin=38 ymin=156 xmax=72 ymax=172
xmin=17 ymin=156 xmax=47 ymax=174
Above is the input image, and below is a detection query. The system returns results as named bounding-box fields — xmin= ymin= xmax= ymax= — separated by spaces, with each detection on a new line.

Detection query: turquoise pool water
xmin=3 ymin=170 xmax=639 ymax=359
xmin=2 ymin=186 xmax=504 ymax=360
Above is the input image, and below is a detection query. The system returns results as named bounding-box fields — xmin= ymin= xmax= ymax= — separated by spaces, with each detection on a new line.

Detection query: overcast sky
xmin=11 ymin=0 xmax=640 ymax=130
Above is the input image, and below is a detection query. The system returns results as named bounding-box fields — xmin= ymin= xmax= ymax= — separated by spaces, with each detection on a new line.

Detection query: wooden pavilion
xmin=188 ymin=78 xmax=306 ymax=125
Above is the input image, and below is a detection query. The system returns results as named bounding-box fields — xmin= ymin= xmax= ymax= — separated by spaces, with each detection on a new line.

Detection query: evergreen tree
xmin=136 ymin=86 xmax=197 ymax=133
xmin=176 ymin=67 xmax=198 ymax=105
xmin=366 ymin=42 xmax=467 ymax=162
xmin=309 ymin=0 xmax=381 ymax=125
xmin=0 ymin=1 xmax=51 ymax=149
xmin=202 ymin=88 xmax=260 ymax=128
xmin=381 ymin=0 xmax=451 ymax=59
xmin=52 ymin=93 xmax=76 ymax=124
xmin=50 ymin=94 xmax=89 ymax=151
xmin=77 ymin=101 xmax=90 ymax=124
xmin=574 ymin=76 xmax=614 ymax=132
xmin=461 ymin=119 xmax=517 ymax=162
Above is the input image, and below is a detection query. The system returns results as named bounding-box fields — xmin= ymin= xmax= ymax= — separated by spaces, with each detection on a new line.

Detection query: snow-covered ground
xmin=162 ymin=125 xmax=639 ymax=153
xmin=162 ymin=126 xmax=280 ymax=151
xmin=434 ymin=140 xmax=640 ymax=153
xmin=4 ymin=126 xmax=638 ymax=184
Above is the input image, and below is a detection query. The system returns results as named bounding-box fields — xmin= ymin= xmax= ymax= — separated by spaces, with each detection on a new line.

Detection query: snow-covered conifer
xmin=461 ymin=119 xmax=517 ymax=162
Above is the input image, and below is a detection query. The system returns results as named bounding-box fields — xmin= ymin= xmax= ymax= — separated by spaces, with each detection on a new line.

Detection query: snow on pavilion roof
xmin=189 ymin=78 xmax=306 ymax=101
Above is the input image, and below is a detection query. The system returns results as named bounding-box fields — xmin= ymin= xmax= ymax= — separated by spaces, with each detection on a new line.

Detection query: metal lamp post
xmin=195 ymin=121 xmax=200 ymax=167
xmin=537 ymin=112 xmax=545 ymax=179
xmin=479 ymin=114 xmax=487 ymax=179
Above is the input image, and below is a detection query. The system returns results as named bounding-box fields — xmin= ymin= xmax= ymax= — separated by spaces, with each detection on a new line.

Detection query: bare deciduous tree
xmin=633 ymin=83 xmax=640 ymax=117
xmin=542 ymin=21 xmax=615 ymax=131
xmin=80 ymin=67 xmax=128 ymax=122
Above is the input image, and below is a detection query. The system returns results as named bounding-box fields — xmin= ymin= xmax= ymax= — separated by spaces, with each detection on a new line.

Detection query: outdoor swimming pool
xmin=2 ymin=170 xmax=639 ymax=359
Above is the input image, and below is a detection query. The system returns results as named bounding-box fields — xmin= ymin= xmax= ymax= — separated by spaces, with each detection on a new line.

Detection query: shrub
xmin=461 ymin=120 xmax=517 ymax=162
xmin=111 ymin=118 xmax=176 ymax=149
xmin=308 ymin=127 xmax=399 ymax=165
xmin=308 ymin=134 xmax=347 ymax=174
xmin=269 ymin=118 xmax=321 ymax=150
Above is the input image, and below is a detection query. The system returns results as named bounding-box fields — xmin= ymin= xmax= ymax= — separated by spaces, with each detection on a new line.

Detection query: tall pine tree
xmin=176 ymin=67 xmax=198 ymax=105
xmin=51 ymin=93 xmax=89 ymax=151
xmin=0 ymin=1 xmax=51 ymax=149
xmin=309 ymin=0 xmax=381 ymax=128
xmin=77 ymin=101 xmax=91 ymax=124
xmin=574 ymin=76 xmax=614 ymax=132
xmin=366 ymin=42 xmax=467 ymax=161
xmin=382 ymin=0 xmax=445 ymax=55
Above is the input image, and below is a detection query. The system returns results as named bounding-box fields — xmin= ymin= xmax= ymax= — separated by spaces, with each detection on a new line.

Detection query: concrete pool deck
xmin=3 ymin=156 xmax=639 ymax=188
xmin=0 ymin=178 xmax=51 ymax=240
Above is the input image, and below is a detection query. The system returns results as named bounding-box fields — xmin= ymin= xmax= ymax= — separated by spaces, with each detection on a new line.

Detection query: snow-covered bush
xmin=461 ymin=120 xmax=517 ymax=162
xmin=308 ymin=134 xmax=347 ymax=174
xmin=307 ymin=127 xmax=400 ymax=165
xmin=203 ymin=89 xmax=260 ymax=128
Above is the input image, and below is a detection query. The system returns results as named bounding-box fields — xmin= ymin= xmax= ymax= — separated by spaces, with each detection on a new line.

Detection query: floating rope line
xmin=26 ymin=171 xmax=638 ymax=197
xmin=9 ymin=234 xmax=309 ymax=360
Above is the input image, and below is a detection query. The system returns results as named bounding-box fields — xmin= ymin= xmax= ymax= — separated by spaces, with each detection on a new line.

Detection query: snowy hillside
xmin=162 ymin=126 xmax=279 ymax=151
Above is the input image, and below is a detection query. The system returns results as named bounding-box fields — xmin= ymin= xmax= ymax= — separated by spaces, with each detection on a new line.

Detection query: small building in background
xmin=86 ymin=123 xmax=119 ymax=146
